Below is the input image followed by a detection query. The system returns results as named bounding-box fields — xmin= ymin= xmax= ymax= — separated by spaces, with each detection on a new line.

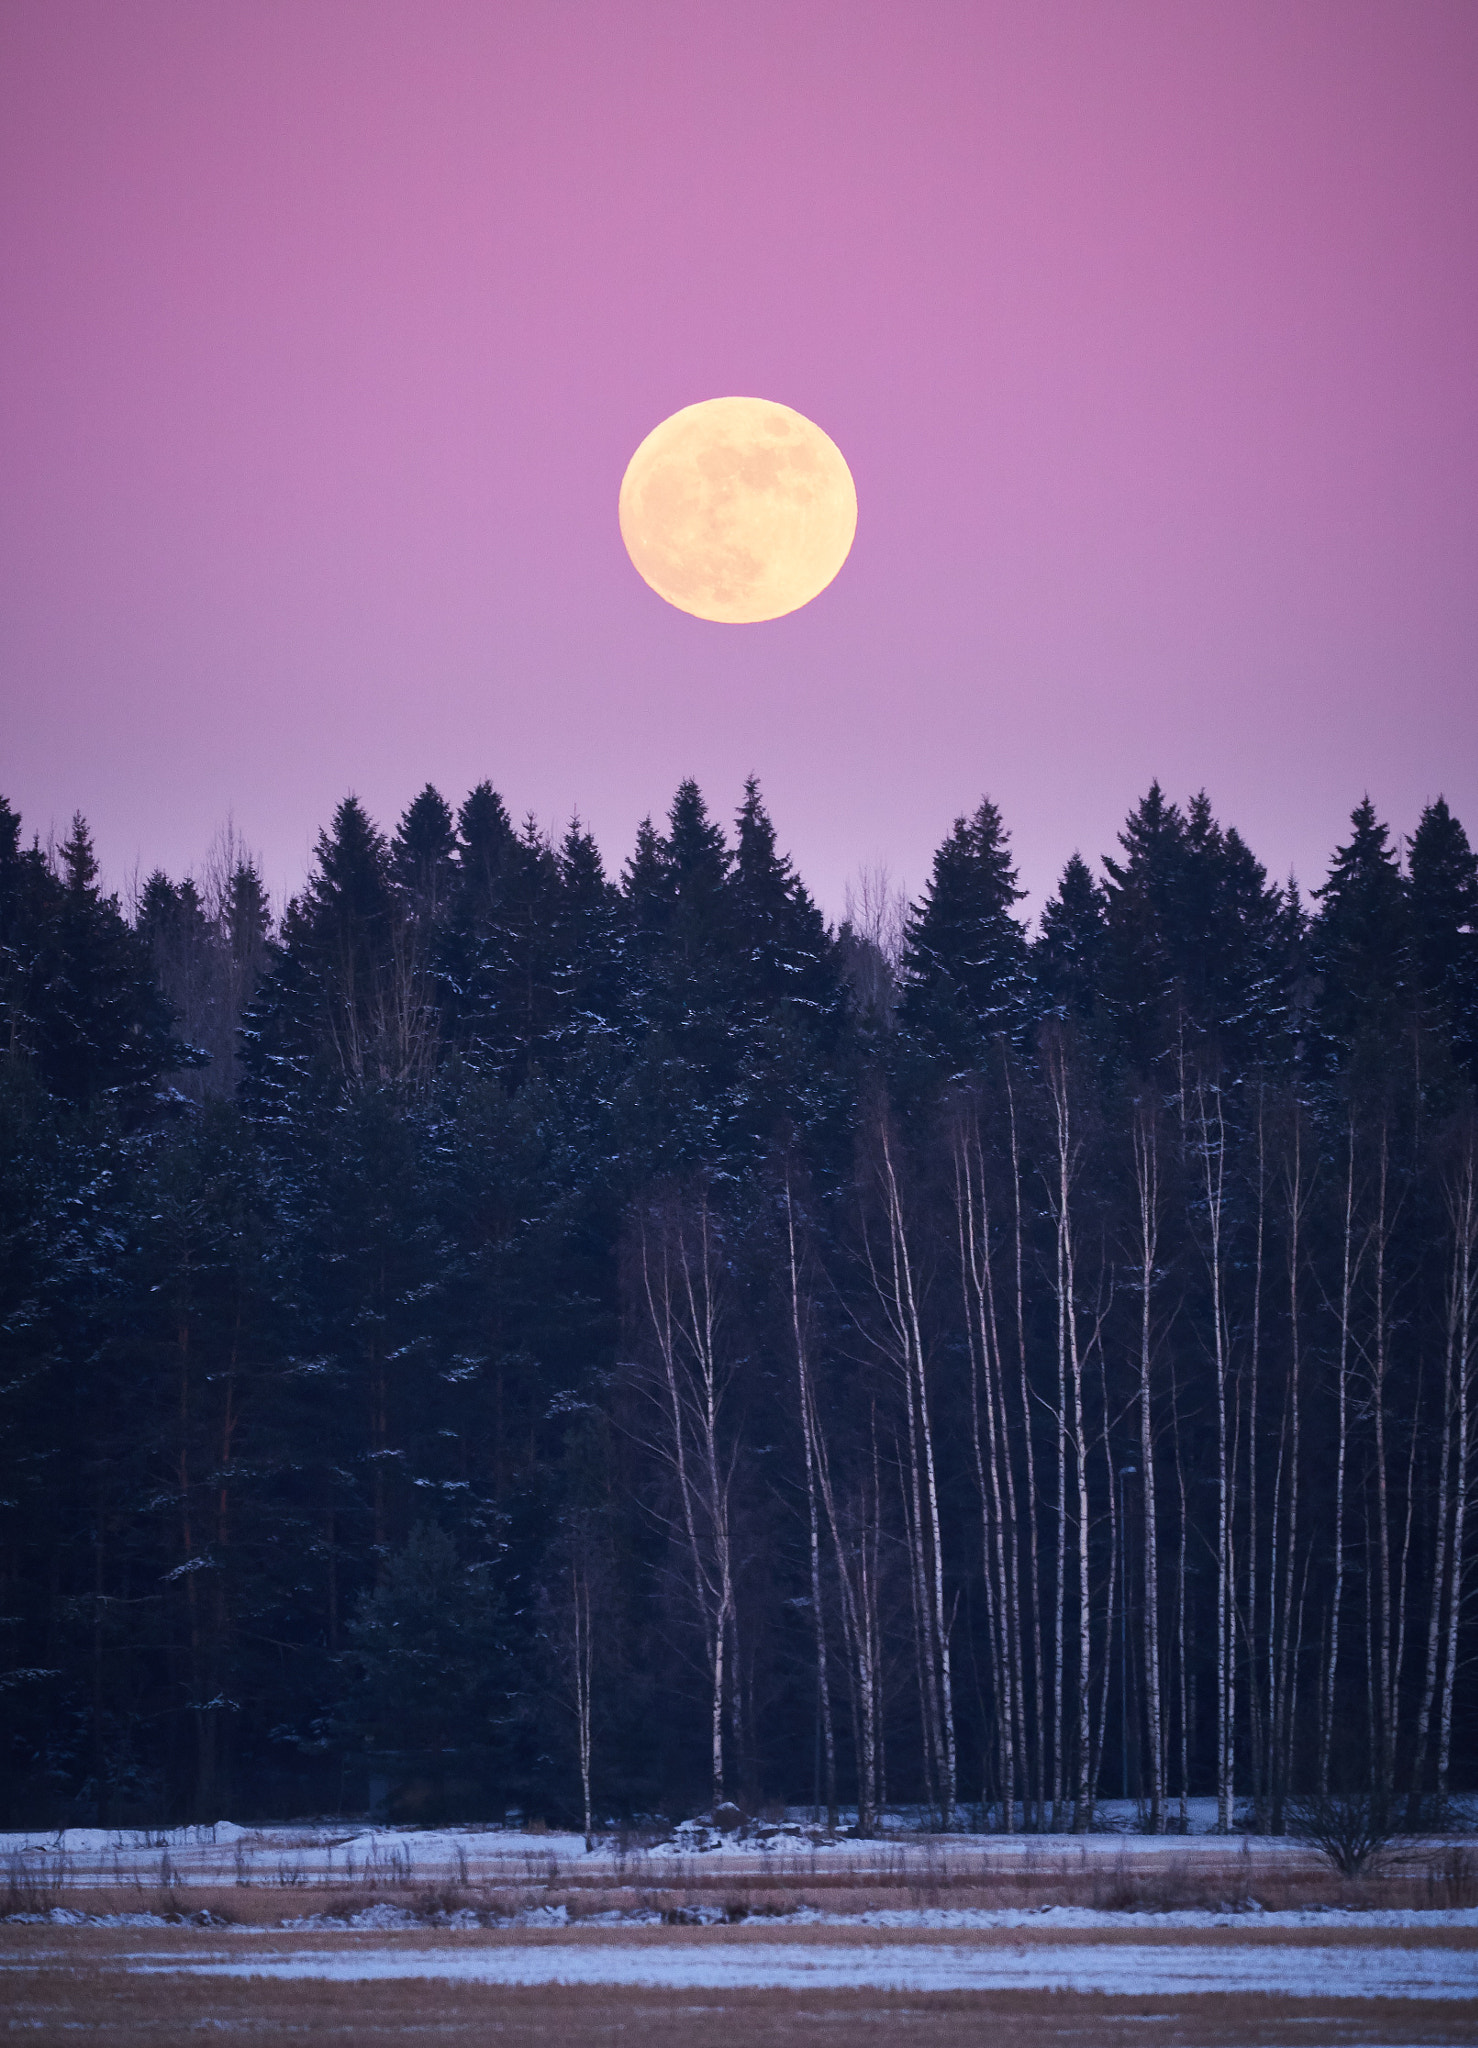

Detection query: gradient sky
xmin=3 ymin=0 xmax=1475 ymax=922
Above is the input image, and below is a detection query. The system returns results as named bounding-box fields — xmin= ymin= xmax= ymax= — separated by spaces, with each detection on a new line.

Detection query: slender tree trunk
xmin=1272 ymin=1103 xmax=1307 ymax=1824
xmin=1411 ymin=1132 xmax=1470 ymax=1808
xmin=1004 ymin=1055 xmax=1046 ymax=1828
xmin=1321 ymin=1115 xmax=1359 ymax=1795
xmin=1044 ymin=1038 xmax=1092 ymax=1829
xmin=1132 ymin=1097 xmax=1165 ymax=1831
xmin=1194 ymin=1076 xmax=1234 ymax=1831
xmin=1370 ymin=1118 xmax=1397 ymax=1810
xmin=1244 ymin=1088 xmax=1267 ymax=1826
xmin=955 ymin=1105 xmax=1019 ymax=1828
xmin=870 ymin=1120 xmax=956 ymax=1824
xmin=1438 ymin=1121 xmax=1477 ymax=1798
xmin=636 ymin=1196 xmax=737 ymax=1809
xmin=1174 ymin=1383 xmax=1190 ymax=1829
xmin=571 ymin=1551 xmax=594 ymax=1848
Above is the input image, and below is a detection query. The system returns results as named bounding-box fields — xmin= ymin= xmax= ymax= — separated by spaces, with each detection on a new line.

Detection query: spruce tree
xmin=1100 ymin=782 xmax=1188 ymax=1071
xmin=137 ymin=873 xmax=219 ymax=1096
xmin=1311 ymin=797 xmax=1409 ymax=1059
xmin=242 ymin=796 xmax=399 ymax=1107
xmin=494 ymin=817 xmax=564 ymax=1077
xmin=664 ymin=780 xmax=732 ymax=945
xmin=553 ymin=817 xmax=626 ymax=1056
xmin=899 ymin=796 xmax=1028 ymax=1065
xmin=30 ymin=815 xmax=186 ymax=1110
xmin=730 ymin=778 xmax=836 ymax=1023
xmin=1034 ymin=852 xmax=1107 ymax=1029
xmin=391 ymin=784 xmax=458 ymax=920
xmin=1408 ymin=796 xmax=1478 ymax=1081
xmin=454 ymin=782 xmax=518 ymax=913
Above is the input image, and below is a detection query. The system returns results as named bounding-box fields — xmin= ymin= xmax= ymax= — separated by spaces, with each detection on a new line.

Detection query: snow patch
xmin=122 ymin=1940 xmax=1478 ymax=1998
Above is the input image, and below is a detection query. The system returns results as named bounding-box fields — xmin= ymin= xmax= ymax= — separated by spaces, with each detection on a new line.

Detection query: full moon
xmin=618 ymin=397 xmax=857 ymax=624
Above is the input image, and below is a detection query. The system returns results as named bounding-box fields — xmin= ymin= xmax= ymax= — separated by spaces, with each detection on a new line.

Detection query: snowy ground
xmin=12 ymin=1801 xmax=1475 ymax=1883
xmin=107 ymin=1938 xmax=1478 ymax=1998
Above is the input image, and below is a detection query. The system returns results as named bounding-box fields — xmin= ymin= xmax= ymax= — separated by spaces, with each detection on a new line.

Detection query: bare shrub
xmin=1287 ymin=1789 xmax=1402 ymax=1877
xmin=4 ymin=1851 xmax=61 ymax=1917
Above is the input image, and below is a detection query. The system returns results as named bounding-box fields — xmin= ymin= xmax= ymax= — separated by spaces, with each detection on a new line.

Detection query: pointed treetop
xmin=392 ymin=785 xmax=457 ymax=909
xmin=0 ymin=796 xmax=21 ymax=869
xmin=1408 ymin=795 xmax=1478 ymax=1072
xmin=1312 ymin=795 xmax=1409 ymax=1054
xmin=900 ymin=795 xmax=1028 ymax=1049
xmin=59 ymin=813 xmax=101 ymax=899
xmin=1035 ymin=851 xmax=1107 ymax=1026
xmin=455 ymin=782 xmax=517 ymax=896
xmin=559 ymin=814 xmax=612 ymax=906
xmin=308 ymin=796 xmax=391 ymax=925
xmin=664 ymin=779 xmax=730 ymax=900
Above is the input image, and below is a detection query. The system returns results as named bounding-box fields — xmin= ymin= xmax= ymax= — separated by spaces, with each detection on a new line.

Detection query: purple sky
xmin=3 ymin=0 xmax=1475 ymax=922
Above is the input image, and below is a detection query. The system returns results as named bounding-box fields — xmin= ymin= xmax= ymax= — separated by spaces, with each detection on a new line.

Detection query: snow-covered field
xmin=7 ymin=1812 xmax=1478 ymax=2030
xmin=10 ymin=1803 xmax=1464 ymax=1883
xmin=112 ymin=1937 xmax=1478 ymax=1998
xmin=5 ymin=1811 xmax=1477 ymax=1918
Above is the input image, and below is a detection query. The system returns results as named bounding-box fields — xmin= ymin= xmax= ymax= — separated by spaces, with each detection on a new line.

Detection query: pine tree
xmin=1100 ymin=783 xmax=1188 ymax=1071
xmin=29 ymin=815 xmax=187 ymax=1109
xmin=242 ymin=796 xmax=417 ymax=1107
xmin=1408 ymin=797 xmax=1478 ymax=1082
xmin=730 ymin=778 xmax=836 ymax=1024
xmin=899 ymin=796 xmax=1028 ymax=1064
xmin=391 ymin=784 xmax=458 ymax=920
xmin=1034 ymin=852 xmax=1107 ymax=1029
xmin=0 ymin=796 xmax=60 ymax=1084
xmin=336 ymin=1523 xmax=510 ymax=1756
xmin=664 ymin=779 xmax=732 ymax=947
xmin=1312 ymin=798 xmax=1410 ymax=1059
xmin=494 ymin=817 xmax=564 ymax=1076
xmin=553 ymin=817 xmax=626 ymax=1056
xmin=441 ymin=783 xmax=533 ymax=1076
xmin=136 ymin=873 xmax=219 ymax=1096
xmin=1212 ymin=824 xmax=1287 ymax=1067
xmin=617 ymin=783 xmax=744 ymax=1166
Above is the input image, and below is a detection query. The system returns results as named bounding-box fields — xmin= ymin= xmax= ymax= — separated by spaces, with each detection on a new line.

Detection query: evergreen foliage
xmin=3 ymin=777 xmax=1477 ymax=1832
xmin=899 ymin=796 xmax=1028 ymax=1063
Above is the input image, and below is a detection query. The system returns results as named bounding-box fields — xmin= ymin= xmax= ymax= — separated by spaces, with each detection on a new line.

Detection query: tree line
xmin=0 ymin=773 xmax=1474 ymax=1832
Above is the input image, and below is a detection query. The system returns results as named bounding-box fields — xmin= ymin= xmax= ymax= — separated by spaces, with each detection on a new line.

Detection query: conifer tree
xmin=663 ymin=779 xmax=732 ymax=947
xmin=899 ymin=796 xmax=1028 ymax=1064
xmin=30 ymin=815 xmax=186 ymax=1109
xmin=1034 ymin=852 xmax=1107 ymax=1029
xmin=1408 ymin=797 xmax=1478 ymax=1081
xmin=730 ymin=777 xmax=836 ymax=1023
xmin=0 ymin=797 xmax=61 ymax=1082
xmin=621 ymin=816 xmax=670 ymax=942
xmin=1212 ymin=824 xmax=1287 ymax=1067
xmin=391 ymin=784 xmax=458 ymax=920
xmin=553 ymin=817 xmax=626 ymax=1056
xmin=1100 ymin=782 xmax=1188 ymax=1071
xmin=454 ymin=782 xmax=518 ymax=913
xmin=242 ymin=796 xmax=408 ymax=1106
xmin=1312 ymin=797 xmax=1409 ymax=1059
xmin=493 ymin=818 xmax=564 ymax=1076
xmin=137 ymin=873 xmax=219 ymax=1096
xmin=442 ymin=783 xmax=531 ymax=1073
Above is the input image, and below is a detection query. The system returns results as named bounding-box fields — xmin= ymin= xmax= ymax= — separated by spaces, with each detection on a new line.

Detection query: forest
xmin=1 ymin=771 xmax=1475 ymax=1835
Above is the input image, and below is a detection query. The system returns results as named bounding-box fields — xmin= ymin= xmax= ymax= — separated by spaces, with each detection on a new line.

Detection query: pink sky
xmin=2 ymin=0 xmax=1475 ymax=920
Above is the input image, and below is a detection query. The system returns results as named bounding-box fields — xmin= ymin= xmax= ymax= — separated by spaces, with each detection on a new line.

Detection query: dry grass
xmin=4 ymin=1919 xmax=1477 ymax=2045
xmin=9 ymin=1836 xmax=1477 ymax=1928
xmin=1 ymin=1948 xmax=1475 ymax=2048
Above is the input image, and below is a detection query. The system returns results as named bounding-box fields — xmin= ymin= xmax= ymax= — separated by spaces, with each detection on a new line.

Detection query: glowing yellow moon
xmin=619 ymin=397 xmax=857 ymax=624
